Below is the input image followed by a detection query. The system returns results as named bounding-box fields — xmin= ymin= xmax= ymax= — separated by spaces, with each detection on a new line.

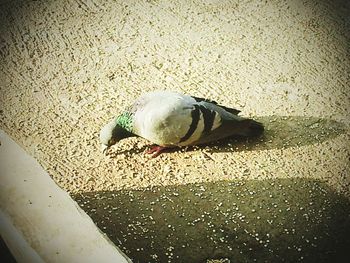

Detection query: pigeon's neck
xmin=116 ymin=112 xmax=133 ymax=132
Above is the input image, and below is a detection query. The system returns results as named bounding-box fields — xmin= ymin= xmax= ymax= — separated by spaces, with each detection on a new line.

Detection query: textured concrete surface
xmin=0 ymin=0 xmax=349 ymax=262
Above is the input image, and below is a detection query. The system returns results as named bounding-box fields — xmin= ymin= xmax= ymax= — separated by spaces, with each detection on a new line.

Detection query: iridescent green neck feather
xmin=116 ymin=112 xmax=133 ymax=132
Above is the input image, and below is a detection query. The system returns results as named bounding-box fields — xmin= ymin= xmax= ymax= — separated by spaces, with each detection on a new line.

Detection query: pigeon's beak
xmin=101 ymin=144 xmax=109 ymax=155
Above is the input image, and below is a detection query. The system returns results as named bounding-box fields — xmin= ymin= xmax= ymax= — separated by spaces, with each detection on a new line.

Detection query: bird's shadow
xmin=205 ymin=115 xmax=347 ymax=153
xmin=109 ymin=116 xmax=347 ymax=157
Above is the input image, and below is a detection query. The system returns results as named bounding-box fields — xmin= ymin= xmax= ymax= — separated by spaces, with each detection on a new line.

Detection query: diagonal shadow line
xmin=109 ymin=116 xmax=347 ymax=157
xmin=74 ymin=178 xmax=350 ymax=263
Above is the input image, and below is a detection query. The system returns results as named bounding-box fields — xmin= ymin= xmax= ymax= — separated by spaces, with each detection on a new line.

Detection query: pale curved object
xmin=0 ymin=130 xmax=131 ymax=263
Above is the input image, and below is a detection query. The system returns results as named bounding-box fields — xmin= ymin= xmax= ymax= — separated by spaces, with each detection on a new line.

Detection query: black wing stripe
xmin=179 ymin=105 xmax=200 ymax=143
xmin=192 ymin=96 xmax=241 ymax=115
xmin=199 ymin=105 xmax=216 ymax=134
xmin=192 ymin=96 xmax=218 ymax=105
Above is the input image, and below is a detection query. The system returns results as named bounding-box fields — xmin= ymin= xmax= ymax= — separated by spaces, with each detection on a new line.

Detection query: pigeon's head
xmin=99 ymin=120 xmax=120 ymax=153
xmin=100 ymin=118 xmax=133 ymax=154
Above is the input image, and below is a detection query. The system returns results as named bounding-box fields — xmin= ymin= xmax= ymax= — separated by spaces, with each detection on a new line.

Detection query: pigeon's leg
xmin=146 ymin=145 xmax=169 ymax=158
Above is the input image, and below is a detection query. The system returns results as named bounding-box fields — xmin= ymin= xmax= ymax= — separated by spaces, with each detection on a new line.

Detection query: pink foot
xmin=146 ymin=145 xmax=168 ymax=158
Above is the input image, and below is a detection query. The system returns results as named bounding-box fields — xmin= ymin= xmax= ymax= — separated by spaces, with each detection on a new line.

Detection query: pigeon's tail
xmin=237 ymin=119 xmax=264 ymax=137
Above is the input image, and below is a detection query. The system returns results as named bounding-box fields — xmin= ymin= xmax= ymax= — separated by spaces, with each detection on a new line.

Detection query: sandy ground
xmin=1 ymin=0 xmax=350 ymax=262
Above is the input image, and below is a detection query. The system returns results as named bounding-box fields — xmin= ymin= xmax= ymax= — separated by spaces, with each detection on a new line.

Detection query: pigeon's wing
xmin=186 ymin=101 xmax=263 ymax=146
xmin=132 ymin=91 xmax=197 ymax=145
xmin=191 ymin=96 xmax=241 ymax=115
xmin=193 ymin=117 xmax=264 ymax=145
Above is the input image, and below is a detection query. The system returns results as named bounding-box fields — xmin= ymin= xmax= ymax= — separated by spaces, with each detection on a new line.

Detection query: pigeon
xmin=100 ymin=90 xmax=264 ymax=157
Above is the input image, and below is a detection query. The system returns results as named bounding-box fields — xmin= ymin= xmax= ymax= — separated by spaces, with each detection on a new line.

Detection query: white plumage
xmin=100 ymin=90 xmax=263 ymax=157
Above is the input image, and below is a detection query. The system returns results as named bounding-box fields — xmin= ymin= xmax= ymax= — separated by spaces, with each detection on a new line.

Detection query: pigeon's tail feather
xmin=237 ymin=119 xmax=264 ymax=137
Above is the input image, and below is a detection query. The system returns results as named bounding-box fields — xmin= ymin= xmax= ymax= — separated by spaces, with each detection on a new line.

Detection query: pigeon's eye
xmin=108 ymin=138 xmax=117 ymax=145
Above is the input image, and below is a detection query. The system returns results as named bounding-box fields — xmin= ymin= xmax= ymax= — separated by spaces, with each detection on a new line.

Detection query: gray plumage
xmin=100 ymin=90 xmax=263 ymax=151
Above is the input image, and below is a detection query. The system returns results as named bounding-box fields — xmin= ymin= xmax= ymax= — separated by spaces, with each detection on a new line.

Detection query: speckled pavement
xmin=1 ymin=0 xmax=349 ymax=262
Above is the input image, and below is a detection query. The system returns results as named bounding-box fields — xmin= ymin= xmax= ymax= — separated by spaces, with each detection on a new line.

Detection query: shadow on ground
xmin=198 ymin=115 xmax=347 ymax=153
xmin=74 ymin=179 xmax=350 ymax=263
xmin=108 ymin=116 xmax=347 ymax=157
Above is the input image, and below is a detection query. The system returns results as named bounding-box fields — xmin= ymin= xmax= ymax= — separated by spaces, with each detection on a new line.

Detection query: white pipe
xmin=0 ymin=130 xmax=132 ymax=263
